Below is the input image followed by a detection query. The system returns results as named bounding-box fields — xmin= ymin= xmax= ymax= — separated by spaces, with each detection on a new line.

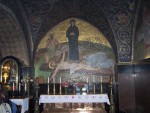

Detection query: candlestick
xmin=93 ymin=76 xmax=95 ymax=83
xmin=93 ymin=83 xmax=96 ymax=94
xmin=47 ymin=84 xmax=50 ymax=95
xmin=87 ymin=84 xmax=89 ymax=94
xmin=53 ymin=77 xmax=55 ymax=83
xmin=48 ymin=76 xmax=49 ymax=84
xmin=100 ymin=76 xmax=103 ymax=94
xmin=59 ymin=84 xmax=62 ymax=95
xmin=18 ymin=83 xmax=21 ymax=97
xmin=87 ymin=77 xmax=89 ymax=83
xmin=109 ymin=75 xmax=115 ymax=113
xmin=86 ymin=77 xmax=89 ymax=94
xmin=59 ymin=77 xmax=62 ymax=95
xmin=19 ymin=83 xmax=21 ymax=92
xmin=53 ymin=77 xmax=55 ymax=95
xmin=13 ymin=82 xmax=15 ymax=92
xmin=101 ymin=76 xmax=103 ymax=82
xmin=53 ymin=83 xmax=56 ymax=95
xmin=25 ymin=83 xmax=27 ymax=92
xmin=12 ymin=82 xmax=15 ymax=97
xmin=47 ymin=76 xmax=50 ymax=95
xmin=60 ymin=77 xmax=61 ymax=84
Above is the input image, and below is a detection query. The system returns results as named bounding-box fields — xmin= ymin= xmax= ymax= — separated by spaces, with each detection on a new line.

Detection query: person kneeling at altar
xmin=0 ymin=83 xmax=17 ymax=113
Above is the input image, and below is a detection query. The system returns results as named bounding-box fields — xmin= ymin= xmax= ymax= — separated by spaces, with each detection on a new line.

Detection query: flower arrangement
xmin=75 ymin=81 xmax=86 ymax=88
xmin=62 ymin=81 xmax=70 ymax=87
xmin=61 ymin=81 xmax=71 ymax=94
xmin=21 ymin=76 xmax=34 ymax=96
xmin=74 ymin=81 xmax=86 ymax=94
xmin=21 ymin=76 xmax=33 ymax=84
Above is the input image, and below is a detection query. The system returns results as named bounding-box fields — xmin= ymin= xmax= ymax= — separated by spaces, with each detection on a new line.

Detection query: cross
xmin=3 ymin=73 xmax=8 ymax=83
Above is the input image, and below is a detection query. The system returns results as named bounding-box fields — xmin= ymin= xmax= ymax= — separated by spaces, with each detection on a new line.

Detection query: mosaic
xmin=35 ymin=19 xmax=114 ymax=83
xmin=135 ymin=2 xmax=150 ymax=60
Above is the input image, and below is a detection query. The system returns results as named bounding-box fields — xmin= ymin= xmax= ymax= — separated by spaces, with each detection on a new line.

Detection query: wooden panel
xmin=135 ymin=72 xmax=150 ymax=113
xmin=118 ymin=73 xmax=136 ymax=113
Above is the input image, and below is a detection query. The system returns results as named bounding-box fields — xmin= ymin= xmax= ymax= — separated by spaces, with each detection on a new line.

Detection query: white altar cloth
xmin=39 ymin=94 xmax=110 ymax=105
xmin=10 ymin=97 xmax=29 ymax=113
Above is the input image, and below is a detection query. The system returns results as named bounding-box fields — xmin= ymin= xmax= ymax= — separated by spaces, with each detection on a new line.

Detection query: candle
xmin=13 ymin=82 xmax=15 ymax=91
xmin=53 ymin=77 xmax=55 ymax=83
xmin=93 ymin=76 xmax=95 ymax=83
xmin=19 ymin=83 xmax=21 ymax=92
xmin=87 ymin=77 xmax=89 ymax=83
xmin=100 ymin=76 xmax=103 ymax=94
xmin=47 ymin=76 xmax=50 ymax=94
xmin=101 ymin=76 xmax=102 ymax=83
xmin=48 ymin=77 xmax=49 ymax=84
xmin=25 ymin=83 xmax=27 ymax=92
xmin=60 ymin=77 xmax=61 ymax=84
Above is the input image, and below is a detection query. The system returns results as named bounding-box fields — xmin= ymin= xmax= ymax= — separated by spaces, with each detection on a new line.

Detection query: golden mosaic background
xmin=38 ymin=18 xmax=111 ymax=49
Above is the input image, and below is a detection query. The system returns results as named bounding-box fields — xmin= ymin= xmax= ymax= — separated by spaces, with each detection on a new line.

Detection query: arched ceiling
xmin=33 ymin=1 xmax=118 ymax=62
xmin=0 ymin=6 xmax=29 ymax=65
xmin=0 ymin=0 xmax=142 ymax=64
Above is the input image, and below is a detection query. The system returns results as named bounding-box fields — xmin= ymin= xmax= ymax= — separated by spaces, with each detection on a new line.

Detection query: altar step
xmin=42 ymin=109 xmax=107 ymax=113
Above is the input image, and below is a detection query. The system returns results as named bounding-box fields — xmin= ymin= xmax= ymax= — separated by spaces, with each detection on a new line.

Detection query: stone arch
xmin=0 ymin=3 xmax=29 ymax=66
xmin=34 ymin=1 xmax=117 ymax=62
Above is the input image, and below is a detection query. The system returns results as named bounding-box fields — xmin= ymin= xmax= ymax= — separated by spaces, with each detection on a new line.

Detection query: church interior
xmin=0 ymin=0 xmax=150 ymax=113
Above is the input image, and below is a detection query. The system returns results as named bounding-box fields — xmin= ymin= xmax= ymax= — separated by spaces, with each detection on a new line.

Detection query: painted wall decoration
xmin=136 ymin=3 xmax=150 ymax=60
xmin=98 ymin=0 xmax=138 ymax=62
xmin=0 ymin=0 xmax=141 ymax=64
xmin=34 ymin=19 xmax=115 ymax=84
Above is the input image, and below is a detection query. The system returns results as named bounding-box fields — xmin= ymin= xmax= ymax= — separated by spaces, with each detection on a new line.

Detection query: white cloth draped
xmin=39 ymin=94 xmax=110 ymax=105
xmin=10 ymin=97 xmax=29 ymax=113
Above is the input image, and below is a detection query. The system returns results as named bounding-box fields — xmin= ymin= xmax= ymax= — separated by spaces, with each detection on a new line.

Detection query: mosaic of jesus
xmin=34 ymin=18 xmax=115 ymax=83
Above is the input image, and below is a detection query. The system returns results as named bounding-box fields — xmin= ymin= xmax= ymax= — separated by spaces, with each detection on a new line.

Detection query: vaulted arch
xmin=0 ymin=4 xmax=29 ymax=65
xmin=34 ymin=1 xmax=117 ymax=62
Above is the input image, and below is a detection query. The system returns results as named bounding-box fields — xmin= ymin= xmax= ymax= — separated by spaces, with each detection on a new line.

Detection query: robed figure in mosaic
xmin=66 ymin=20 xmax=79 ymax=61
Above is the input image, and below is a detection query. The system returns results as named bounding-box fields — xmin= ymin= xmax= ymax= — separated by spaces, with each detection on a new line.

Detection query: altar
xmin=10 ymin=97 xmax=29 ymax=113
xmin=35 ymin=71 xmax=115 ymax=113
xmin=39 ymin=94 xmax=110 ymax=105
xmin=39 ymin=94 xmax=109 ymax=113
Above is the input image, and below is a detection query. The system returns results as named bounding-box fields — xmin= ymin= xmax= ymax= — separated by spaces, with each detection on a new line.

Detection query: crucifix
xmin=3 ymin=73 xmax=8 ymax=83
